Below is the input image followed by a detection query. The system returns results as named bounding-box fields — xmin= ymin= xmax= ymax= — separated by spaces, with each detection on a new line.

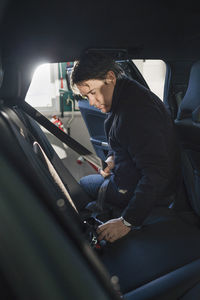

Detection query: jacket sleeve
xmin=121 ymin=105 xmax=171 ymax=226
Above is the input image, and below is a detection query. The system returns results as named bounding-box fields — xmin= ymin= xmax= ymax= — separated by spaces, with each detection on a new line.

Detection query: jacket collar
xmin=110 ymin=76 xmax=130 ymax=112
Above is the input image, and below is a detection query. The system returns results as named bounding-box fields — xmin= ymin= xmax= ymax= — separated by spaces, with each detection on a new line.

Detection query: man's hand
xmin=106 ymin=157 xmax=115 ymax=170
xmin=96 ymin=218 xmax=131 ymax=243
xmin=100 ymin=166 xmax=111 ymax=178
xmin=100 ymin=156 xmax=115 ymax=178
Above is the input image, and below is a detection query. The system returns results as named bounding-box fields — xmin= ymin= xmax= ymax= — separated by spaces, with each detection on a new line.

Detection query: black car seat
xmin=2 ymin=101 xmax=200 ymax=299
xmin=0 ymin=65 xmax=93 ymax=212
xmin=0 ymin=103 xmax=122 ymax=299
xmin=12 ymin=105 xmax=92 ymax=212
xmin=175 ymin=60 xmax=200 ymax=221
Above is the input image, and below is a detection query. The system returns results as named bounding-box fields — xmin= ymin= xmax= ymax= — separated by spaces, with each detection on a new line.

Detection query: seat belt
xmin=19 ymin=101 xmax=101 ymax=169
xmin=3 ymin=105 xmax=92 ymax=211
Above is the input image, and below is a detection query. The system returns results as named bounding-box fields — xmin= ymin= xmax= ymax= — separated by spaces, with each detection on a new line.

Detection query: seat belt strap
xmin=2 ymin=105 xmax=92 ymax=212
xmin=96 ymin=178 xmax=110 ymax=211
xmin=20 ymin=101 xmax=101 ymax=168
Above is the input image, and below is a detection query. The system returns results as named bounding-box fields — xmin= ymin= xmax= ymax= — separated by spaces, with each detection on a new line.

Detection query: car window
xmin=25 ymin=59 xmax=166 ymax=114
xmin=25 ymin=63 xmax=60 ymax=114
xmin=133 ymin=60 xmax=166 ymax=100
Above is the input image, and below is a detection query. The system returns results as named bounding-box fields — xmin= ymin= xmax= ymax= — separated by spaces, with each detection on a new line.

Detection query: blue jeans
xmin=80 ymin=175 xmax=175 ymax=225
xmin=79 ymin=174 xmax=104 ymax=200
xmin=79 ymin=174 xmax=133 ymax=209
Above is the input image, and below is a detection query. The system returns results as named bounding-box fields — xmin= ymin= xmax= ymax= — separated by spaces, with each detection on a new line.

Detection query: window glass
xmin=26 ymin=59 xmax=166 ymax=115
xmin=25 ymin=63 xmax=60 ymax=113
xmin=133 ymin=60 xmax=166 ymax=100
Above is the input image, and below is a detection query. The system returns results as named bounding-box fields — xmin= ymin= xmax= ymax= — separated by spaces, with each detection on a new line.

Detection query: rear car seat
xmin=175 ymin=60 xmax=200 ymax=223
xmin=0 ymin=104 xmax=83 ymax=229
xmin=0 ymin=102 xmax=199 ymax=299
xmin=0 ymin=102 xmax=119 ymax=300
xmin=12 ymin=105 xmax=92 ymax=212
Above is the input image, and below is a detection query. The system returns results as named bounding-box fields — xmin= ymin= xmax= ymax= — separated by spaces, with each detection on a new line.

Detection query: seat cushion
xmin=99 ymin=217 xmax=200 ymax=294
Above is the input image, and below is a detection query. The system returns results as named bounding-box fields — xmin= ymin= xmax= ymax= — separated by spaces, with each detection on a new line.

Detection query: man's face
xmin=76 ymin=71 xmax=116 ymax=113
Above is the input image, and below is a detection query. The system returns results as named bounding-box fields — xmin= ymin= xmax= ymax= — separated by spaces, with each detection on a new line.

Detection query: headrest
xmin=177 ymin=60 xmax=200 ymax=120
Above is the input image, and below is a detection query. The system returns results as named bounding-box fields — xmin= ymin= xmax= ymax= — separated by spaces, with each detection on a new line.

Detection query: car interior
xmin=1 ymin=1 xmax=200 ymax=299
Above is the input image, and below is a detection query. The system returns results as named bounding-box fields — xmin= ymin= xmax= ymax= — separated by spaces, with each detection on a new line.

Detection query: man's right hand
xmin=100 ymin=155 xmax=114 ymax=178
xmin=100 ymin=166 xmax=111 ymax=178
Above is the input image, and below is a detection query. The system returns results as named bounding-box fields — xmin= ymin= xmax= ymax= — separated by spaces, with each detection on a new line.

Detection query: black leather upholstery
xmin=175 ymin=60 xmax=200 ymax=217
xmin=124 ymin=258 xmax=200 ymax=300
xmin=177 ymin=60 xmax=200 ymax=120
xmin=100 ymin=217 xmax=200 ymax=295
xmin=0 ymin=100 xmax=200 ymax=298
xmin=0 ymin=66 xmax=22 ymax=100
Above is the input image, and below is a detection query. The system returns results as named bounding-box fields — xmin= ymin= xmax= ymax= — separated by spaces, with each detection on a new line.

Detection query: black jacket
xmin=104 ymin=77 xmax=181 ymax=226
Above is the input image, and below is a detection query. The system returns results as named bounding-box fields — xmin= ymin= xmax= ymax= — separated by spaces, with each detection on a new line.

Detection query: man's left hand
xmin=96 ymin=218 xmax=131 ymax=243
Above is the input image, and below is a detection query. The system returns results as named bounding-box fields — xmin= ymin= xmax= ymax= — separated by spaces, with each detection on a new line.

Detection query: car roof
xmin=0 ymin=0 xmax=200 ymax=66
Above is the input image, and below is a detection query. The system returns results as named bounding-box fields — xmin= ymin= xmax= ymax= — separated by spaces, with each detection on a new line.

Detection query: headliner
xmin=1 ymin=0 xmax=200 ymax=65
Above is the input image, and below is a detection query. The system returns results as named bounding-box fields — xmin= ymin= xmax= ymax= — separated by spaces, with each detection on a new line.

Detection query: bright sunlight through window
xmin=25 ymin=63 xmax=53 ymax=107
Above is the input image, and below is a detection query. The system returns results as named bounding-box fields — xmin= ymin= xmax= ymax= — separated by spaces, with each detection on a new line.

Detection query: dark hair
xmin=71 ymin=52 xmax=124 ymax=88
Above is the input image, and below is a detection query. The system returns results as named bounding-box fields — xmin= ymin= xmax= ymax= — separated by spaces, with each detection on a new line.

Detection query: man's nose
xmin=88 ymin=95 xmax=96 ymax=106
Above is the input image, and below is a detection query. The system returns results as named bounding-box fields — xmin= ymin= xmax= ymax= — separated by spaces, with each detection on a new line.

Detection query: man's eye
xmin=90 ymin=91 xmax=96 ymax=95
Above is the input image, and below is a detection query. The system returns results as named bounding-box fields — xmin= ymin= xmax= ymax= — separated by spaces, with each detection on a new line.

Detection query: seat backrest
xmin=175 ymin=60 xmax=200 ymax=217
xmin=177 ymin=60 xmax=200 ymax=120
xmin=0 ymin=104 xmax=93 ymax=225
xmin=0 ymin=104 xmax=85 ymax=230
xmin=13 ymin=106 xmax=92 ymax=211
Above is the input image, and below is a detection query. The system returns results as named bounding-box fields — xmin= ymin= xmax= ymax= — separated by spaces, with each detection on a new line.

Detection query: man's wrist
xmin=120 ymin=216 xmax=132 ymax=227
xmin=105 ymin=156 xmax=114 ymax=164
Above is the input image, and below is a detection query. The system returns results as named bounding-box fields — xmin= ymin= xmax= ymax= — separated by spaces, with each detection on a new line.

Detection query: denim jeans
xmin=79 ymin=174 xmax=133 ymax=210
xmin=79 ymin=175 xmax=175 ymax=225
xmin=79 ymin=174 xmax=104 ymax=200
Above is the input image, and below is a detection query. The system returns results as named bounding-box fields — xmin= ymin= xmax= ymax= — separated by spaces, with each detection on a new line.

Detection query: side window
xmin=25 ymin=59 xmax=166 ymax=154
xmin=25 ymin=62 xmax=79 ymax=115
xmin=25 ymin=63 xmax=60 ymax=114
xmin=26 ymin=60 xmax=166 ymax=113
xmin=25 ymin=62 xmax=95 ymax=156
xmin=133 ymin=60 xmax=166 ymax=100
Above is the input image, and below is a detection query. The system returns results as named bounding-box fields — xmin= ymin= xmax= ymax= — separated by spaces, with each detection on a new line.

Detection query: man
xmin=71 ymin=52 xmax=181 ymax=243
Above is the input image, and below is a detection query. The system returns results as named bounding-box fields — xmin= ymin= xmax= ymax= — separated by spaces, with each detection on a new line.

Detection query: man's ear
xmin=105 ymin=71 xmax=116 ymax=85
